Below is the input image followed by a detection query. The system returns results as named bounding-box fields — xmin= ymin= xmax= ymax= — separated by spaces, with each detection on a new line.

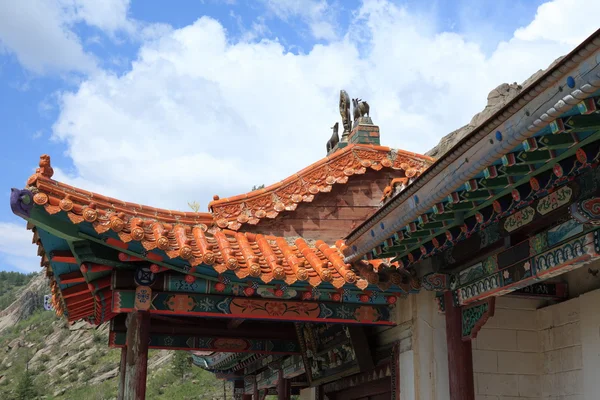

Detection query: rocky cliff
xmin=426 ymin=56 xmax=565 ymax=158
xmin=0 ymin=273 xmax=226 ymax=399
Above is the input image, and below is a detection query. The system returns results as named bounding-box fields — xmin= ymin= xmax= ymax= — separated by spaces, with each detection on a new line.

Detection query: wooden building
xmin=9 ymin=27 xmax=600 ymax=400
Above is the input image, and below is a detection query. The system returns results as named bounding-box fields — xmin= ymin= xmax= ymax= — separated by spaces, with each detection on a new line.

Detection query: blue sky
xmin=0 ymin=0 xmax=597 ymax=272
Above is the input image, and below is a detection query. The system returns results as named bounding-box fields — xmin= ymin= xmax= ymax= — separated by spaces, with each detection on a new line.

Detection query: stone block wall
xmin=472 ymin=297 xmax=543 ymax=400
xmin=538 ymin=298 xmax=583 ymax=400
xmin=472 ymin=293 xmax=596 ymax=400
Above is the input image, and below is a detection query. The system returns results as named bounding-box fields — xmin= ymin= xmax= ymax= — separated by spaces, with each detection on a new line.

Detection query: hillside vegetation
xmin=0 ymin=272 xmax=227 ymax=399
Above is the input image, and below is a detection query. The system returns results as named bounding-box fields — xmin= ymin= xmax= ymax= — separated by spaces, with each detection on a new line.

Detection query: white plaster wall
xmin=298 ymin=387 xmax=316 ymax=400
xmin=472 ymin=297 xmax=543 ymax=400
xmin=382 ymin=291 xmax=450 ymax=400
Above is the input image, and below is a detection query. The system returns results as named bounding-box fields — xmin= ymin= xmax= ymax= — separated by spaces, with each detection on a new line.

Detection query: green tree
xmin=15 ymin=370 xmax=37 ymax=400
xmin=171 ymin=351 xmax=190 ymax=381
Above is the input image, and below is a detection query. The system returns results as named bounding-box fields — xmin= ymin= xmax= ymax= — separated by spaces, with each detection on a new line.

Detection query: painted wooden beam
xmin=109 ymin=331 xmax=300 ymax=354
xmin=113 ymin=315 xmax=298 ymax=340
xmin=112 ymin=290 xmax=394 ymax=325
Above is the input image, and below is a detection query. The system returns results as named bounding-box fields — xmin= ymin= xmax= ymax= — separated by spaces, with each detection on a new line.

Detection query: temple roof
xmin=209 ymin=144 xmax=434 ymax=230
xmin=16 ymin=155 xmax=413 ymax=295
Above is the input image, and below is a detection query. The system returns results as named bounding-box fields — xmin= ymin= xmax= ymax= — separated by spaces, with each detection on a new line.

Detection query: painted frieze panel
xmin=511 ymin=282 xmax=568 ymax=299
xmin=497 ymin=240 xmax=532 ymax=270
xmin=256 ymin=363 xmax=280 ymax=390
xmin=461 ymin=298 xmax=495 ymax=341
xmin=533 ymin=231 xmax=599 ymax=280
xmin=456 ymin=228 xmax=600 ymax=305
xmin=421 ymin=273 xmax=450 ymax=291
xmin=536 ymin=185 xmax=574 ymax=215
xmin=282 ymin=354 xmax=305 ymax=379
xmin=113 ymin=291 xmax=394 ymax=324
xmin=570 ymin=197 xmax=600 ymax=225
xmin=244 ymin=375 xmax=255 ymax=395
xmin=437 ymin=224 xmax=502 ymax=269
xmin=504 ymin=206 xmax=535 ymax=233
xmin=547 ymin=219 xmax=584 ymax=247
xmin=296 ymin=323 xmax=365 ymax=386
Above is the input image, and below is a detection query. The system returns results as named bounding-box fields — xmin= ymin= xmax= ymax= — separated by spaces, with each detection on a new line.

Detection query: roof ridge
xmin=209 ymin=144 xmax=434 ymax=230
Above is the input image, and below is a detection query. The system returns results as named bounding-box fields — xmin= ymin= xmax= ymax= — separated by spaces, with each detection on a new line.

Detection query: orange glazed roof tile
xmin=24 ymin=155 xmax=417 ymax=292
xmin=209 ymin=144 xmax=435 ymax=230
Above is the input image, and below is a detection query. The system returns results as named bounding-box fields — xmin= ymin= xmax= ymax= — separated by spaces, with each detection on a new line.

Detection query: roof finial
xmin=37 ymin=154 xmax=54 ymax=179
xmin=339 ymin=90 xmax=351 ymax=141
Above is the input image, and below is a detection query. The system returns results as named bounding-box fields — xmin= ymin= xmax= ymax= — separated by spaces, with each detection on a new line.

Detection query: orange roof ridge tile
xmin=26 ymin=155 xmax=214 ymax=227
xmin=209 ymin=144 xmax=435 ymax=230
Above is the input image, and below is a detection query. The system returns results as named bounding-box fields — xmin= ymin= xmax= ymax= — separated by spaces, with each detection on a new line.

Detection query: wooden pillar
xmin=242 ymin=395 xmax=253 ymax=400
xmin=277 ymin=369 xmax=290 ymax=400
xmin=444 ymin=291 xmax=475 ymax=400
xmin=123 ymin=311 xmax=150 ymax=400
xmin=117 ymin=346 xmax=127 ymax=400
xmin=253 ymin=381 xmax=259 ymax=400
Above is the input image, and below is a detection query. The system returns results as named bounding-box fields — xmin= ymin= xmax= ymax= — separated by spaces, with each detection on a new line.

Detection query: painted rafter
xmin=112 ymin=268 xmax=406 ymax=306
xmin=345 ymin=50 xmax=600 ymax=263
xmin=379 ymin=129 xmax=600 ymax=267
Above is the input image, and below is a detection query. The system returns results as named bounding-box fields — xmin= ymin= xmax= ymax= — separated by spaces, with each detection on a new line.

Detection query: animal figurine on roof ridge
xmin=327 ymin=122 xmax=340 ymax=153
xmin=352 ymin=98 xmax=370 ymax=123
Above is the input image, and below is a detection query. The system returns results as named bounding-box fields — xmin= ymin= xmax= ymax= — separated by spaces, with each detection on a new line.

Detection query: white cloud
xmin=261 ymin=0 xmax=338 ymax=40
xmin=61 ymin=0 xmax=134 ymax=35
xmin=0 ymin=222 xmax=40 ymax=273
xmin=0 ymin=0 xmax=168 ymax=75
xmin=514 ymin=0 xmax=599 ymax=46
xmin=44 ymin=0 xmax=599 ymax=215
xmin=0 ymin=0 xmax=97 ymax=74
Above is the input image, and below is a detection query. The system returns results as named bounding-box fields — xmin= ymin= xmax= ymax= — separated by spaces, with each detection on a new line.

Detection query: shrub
xmin=92 ymin=332 xmax=105 ymax=344
xmin=15 ymin=371 xmax=38 ymax=400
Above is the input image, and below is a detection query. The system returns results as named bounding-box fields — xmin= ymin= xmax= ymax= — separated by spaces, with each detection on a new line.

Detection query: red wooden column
xmin=123 ymin=311 xmax=150 ymax=400
xmin=117 ymin=346 xmax=128 ymax=400
xmin=277 ymin=368 xmax=290 ymax=400
xmin=253 ymin=380 xmax=259 ymax=400
xmin=444 ymin=291 xmax=475 ymax=400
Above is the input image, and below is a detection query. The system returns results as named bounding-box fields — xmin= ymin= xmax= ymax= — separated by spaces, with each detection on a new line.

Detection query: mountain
xmin=0 ymin=272 xmax=227 ymax=400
